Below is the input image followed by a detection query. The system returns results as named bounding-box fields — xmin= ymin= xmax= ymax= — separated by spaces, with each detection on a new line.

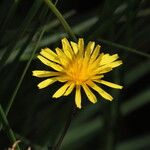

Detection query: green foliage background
xmin=0 ymin=0 xmax=150 ymax=149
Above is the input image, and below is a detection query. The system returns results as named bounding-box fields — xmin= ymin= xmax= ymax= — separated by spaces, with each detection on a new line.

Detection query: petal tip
xmin=119 ymin=86 xmax=123 ymax=89
xmin=52 ymin=93 xmax=61 ymax=98
xmin=32 ymin=71 xmax=35 ymax=76
xmin=37 ymin=55 xmax=41 ymax=59
xmin=37 ymin=85 xmax=41 ymax=89
xmin=109 ymin=97 xmax=113 ymax=101
xmin=52 ymin=95 xmax=57 ymax=98
xmin=32 ymin=71 xmax=39 ymax=77
xmin=93 ymin=100 xmax=97 ymax=104
xmin=105 ymin=95 xmax=113 ymax=101
xmin=77 ymin=105 xmax=81 ymax=109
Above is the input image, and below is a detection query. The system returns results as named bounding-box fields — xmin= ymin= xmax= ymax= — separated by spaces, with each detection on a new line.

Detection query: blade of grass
xmin=116 ymin=134 xmax=150 ymax=150
xmin=86 ymin=0 xmax=123 ymax=38
xmin=44 ymin=10 xmax=76 ymax=32
xmin=0 ymin=105 xmax=20 ymax=150
xmin=37 ymin=16 xmax=97 ymax=48
xmin=0 ymin=0 xmax=20 ymax=33
xmin=0 ymin=0 xmax=59 ymax=134
xmin=0 ymin=0 xmax=43 ymax=72
xmin=1 ymin=28 xmax=39 ymax=93
xmin=2 ymin=0 xmax=58 ymax=124
xmin=97 ymin=38 xmax=150 ymax=58
xmin=43 ymin=0 xmax=76 ymax=41
xmin=5 ymin=28 xmax=45 ymax=116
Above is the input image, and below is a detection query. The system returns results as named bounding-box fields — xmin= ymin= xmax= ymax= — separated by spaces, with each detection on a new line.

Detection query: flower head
xmin=32 ymin=38 xmax=123 ymax=108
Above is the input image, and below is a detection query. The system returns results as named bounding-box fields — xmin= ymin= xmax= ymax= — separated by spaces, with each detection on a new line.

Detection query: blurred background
xmin=0 ymin=0 xmax=150 ymax=149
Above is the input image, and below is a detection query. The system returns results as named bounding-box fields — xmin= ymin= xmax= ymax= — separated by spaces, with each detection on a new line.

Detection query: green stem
xmin=4 ymin=0 xmax=58 ymax=121
xmin=43 ymin=0 xmax=77 ymax=41
xmin=0 ymin=105 xmax=20 ymax=150
xmin=98 ymin=38 xmax=150 ymax=58
xmin=53 ymin=107 xmax=76 ymax=150
xmin=0 ymin=28 xmax=44 ymax=146
xmin=5 ymin=29 xmax=45 ymax=116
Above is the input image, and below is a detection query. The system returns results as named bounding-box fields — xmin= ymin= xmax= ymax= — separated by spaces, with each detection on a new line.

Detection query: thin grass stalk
xmin=53 ymin=108 xmax=76 ymax=150
xmin=0 ymin=28 xmax=45 ymax=132
xmin=0 ymin=0 xmax=59 ymax=134
xmin=5 ymin=29 xmax=45 ymax=116
xmin=0 ymin=0 xmax=20 ymax=32
xmin=43 ymin=0 xmax=77 ymax=41
xmin=0 ymin=0 xmax=43 ymax=72
xmin=0 ymin=105 xmax=20 ymax=150
xmin=4 ymin=0 xmax=59 ymax=118
xmin=97 ymin=38 xmax=150 ymax=58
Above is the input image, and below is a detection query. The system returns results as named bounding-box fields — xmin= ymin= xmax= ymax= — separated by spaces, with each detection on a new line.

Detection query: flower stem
xmin=43 ymin=0 xmax=77 ymax=41
xmin=42 ymin=1 xmax=78 ymax=149
xmin=0 ymin=104 xmax=20 ymax=150
xmin=53 ymin=107 xmax=77 ymax=150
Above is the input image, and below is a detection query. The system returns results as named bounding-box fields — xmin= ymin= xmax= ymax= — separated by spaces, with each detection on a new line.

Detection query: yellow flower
xmin=32 ymin=38 xmax=123 ymax=108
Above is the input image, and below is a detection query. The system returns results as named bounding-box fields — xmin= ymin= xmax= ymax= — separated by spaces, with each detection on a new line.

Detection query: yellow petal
xmin=109 ymin=54 xmax=119 ymax=62
xmin=64 ymin=83 xmax=75 ymax=96
xmin=85 ymin=41 xmax=95 ymax=56
xmin=91 ymin=75 xmax=104 ymax=80
xmin=70 ymin=41 xmax=78 ymax=54
xmin=95 ymin=80 xmax=123 ymax=89
xmin=62 ymin=38 xmax=73 ymax=59
xmin=75 ymin=85 xmax=81 ymax=109
xmin=37 ymin=78 xmax=56 ymax=89
xmin=87 ymin=81 xmax=113 ymax=101
xmin=32 ymin=70 xmax=59 ymax=77
xmin=56 ymin=76 xmax=68 ymax=82
xmin=55 ymin=47 xmax=69 ymax=66
xmin=37 ymin=55 xmax=63 ymax=71
xmin=89 ymin=53 xmax=104 ymax=71
xmin=82 ymin=83 xmax=97 ymax=103
xmin=53 ymin=82 xmax=71 ymax=98
xmin=100 ymin=54 xmax=119 ymax=65
xmin=40 ymin=48 xmax=59 ymax=63
xmin=78 ymin=38 xmax=84 ymax=57
xmin=83 ymin=41 xmax=95 ymax=64
xmin=95 ymin=67 xmax=112 ymax=74
xmin=90 ymin=45 xmax=101 ymax=63
xmin=107 ymin=60 xmax=123 ymax=68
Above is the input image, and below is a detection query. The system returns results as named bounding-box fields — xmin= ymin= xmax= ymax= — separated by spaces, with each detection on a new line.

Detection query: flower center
xmin=66 ymin=57 xmax=91 ymax=84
